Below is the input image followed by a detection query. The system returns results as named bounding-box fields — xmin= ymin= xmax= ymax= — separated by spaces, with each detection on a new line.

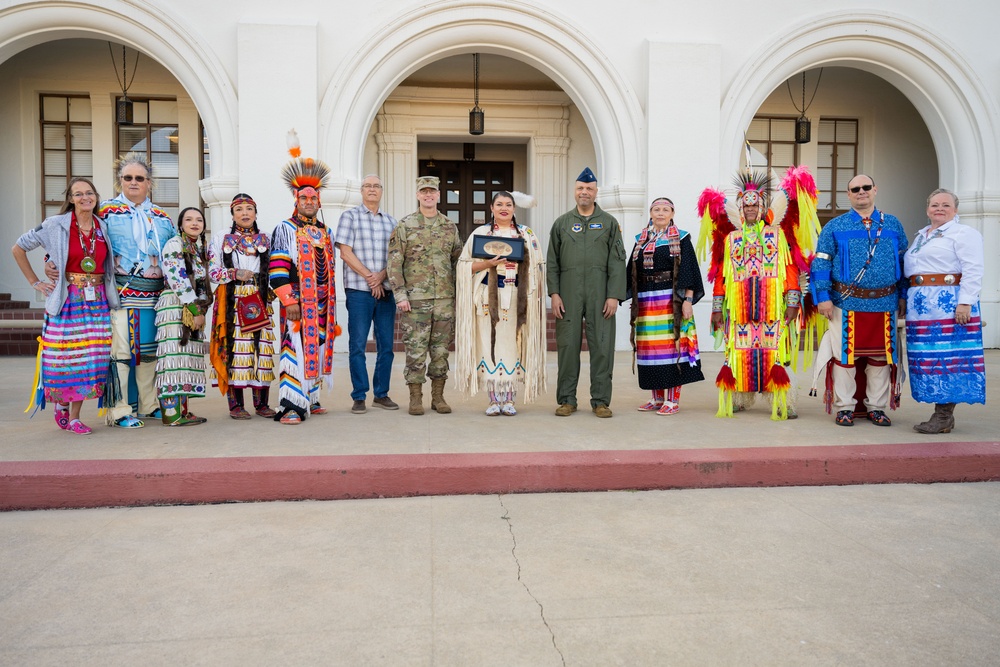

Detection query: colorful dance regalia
xmin=697 ymin=167 xmax=821 ymax=419
xmin=154 ymin=236 xmax=210 ymax=402
xmin=269 ymin=214 xmax=338 ymax=420
xmin=454 ymin=223 xmax=547 ymax=403
xmin=810 ymin=207 xmax=908 ymax=412
xmin=626 ymin=223 xmax=704 ymax=391
xmin=208 ymin=231 xmax=275 ymax=397
xmin=99 ymin=193 xmax=175 ymax=421
xmin=17 ymin=212 xmax=118 ymax=412
xmin=903 ymin=218 xmax=986 ymax=405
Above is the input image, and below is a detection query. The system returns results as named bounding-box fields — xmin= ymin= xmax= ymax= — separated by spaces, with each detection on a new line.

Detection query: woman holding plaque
xmin=208 ymin=193 xmax=276 ymax=420
xmin=12 ymin=177 xmax=118 ymax=434
xmin=455 ymin=191 xmax=546 ymax=415
xmin=626 ymin=197 xmax=704 ymax=415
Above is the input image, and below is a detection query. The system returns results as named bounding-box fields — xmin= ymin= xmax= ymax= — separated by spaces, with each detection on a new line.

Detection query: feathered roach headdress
xmin=733 ymin=169 xmax=772 ymax=209
xmin=281 ymin=129 xmax=330 ymax=194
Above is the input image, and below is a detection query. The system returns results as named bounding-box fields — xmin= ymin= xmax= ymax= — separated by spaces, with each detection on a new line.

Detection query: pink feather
xmin=780 ymin=165 xmax=818 ymax=201
xmin=697 ymin=188 xmax=727 ymax=219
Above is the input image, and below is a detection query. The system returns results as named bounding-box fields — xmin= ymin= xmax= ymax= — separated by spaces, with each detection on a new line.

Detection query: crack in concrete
xmin=499 ymin=494 xmax=566 ymax=667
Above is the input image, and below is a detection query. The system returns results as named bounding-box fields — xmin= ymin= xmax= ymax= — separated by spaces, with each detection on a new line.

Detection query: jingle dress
xmin=208 ymin=231 xmax=275 ymax=393
xmin=454 ymin=224 xmax=547 ymax=403
xmin=626 ymin=224 xmax=704 ymax=390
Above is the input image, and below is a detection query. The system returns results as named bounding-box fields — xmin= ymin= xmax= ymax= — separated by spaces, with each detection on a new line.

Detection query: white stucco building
xmin=2 ymin=0 xmax=997 ymax=347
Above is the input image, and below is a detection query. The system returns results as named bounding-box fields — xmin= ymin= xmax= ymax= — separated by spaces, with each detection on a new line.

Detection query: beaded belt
xmin=832 ymin=280 xmax=896 ymax=299
xmin=909 ymin=273 xmax=961 ymax=286
xmin=66 ymin=272 xmax=104 ymax=287
xmin=642 ymin=270 xmax=673 ymax=283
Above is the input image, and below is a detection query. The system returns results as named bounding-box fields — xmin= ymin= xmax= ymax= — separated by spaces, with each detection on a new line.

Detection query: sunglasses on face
xmin=849 ymin=184 xmax=874 ymax=193
xmin=122 ymin=175 xmax=147 ymax=183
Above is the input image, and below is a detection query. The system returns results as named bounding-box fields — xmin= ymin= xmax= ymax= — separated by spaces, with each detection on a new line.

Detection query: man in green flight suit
xmin=547 ymin=167 xmax=628 ymax=417
xmin=387 ymin=176 xmax=463 ymax=416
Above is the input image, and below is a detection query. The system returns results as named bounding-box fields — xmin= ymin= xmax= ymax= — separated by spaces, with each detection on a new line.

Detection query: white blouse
xmin=903 ymin=217 xmax=984 ymax=305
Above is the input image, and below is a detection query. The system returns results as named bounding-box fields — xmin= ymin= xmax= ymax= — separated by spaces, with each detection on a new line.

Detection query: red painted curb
xmin=2 ymin=442 xmax=999 ymax=510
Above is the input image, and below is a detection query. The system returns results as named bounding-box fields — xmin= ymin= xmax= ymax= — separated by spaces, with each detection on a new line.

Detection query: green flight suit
xmin=546 ymin=204 xmax=627 ymax=407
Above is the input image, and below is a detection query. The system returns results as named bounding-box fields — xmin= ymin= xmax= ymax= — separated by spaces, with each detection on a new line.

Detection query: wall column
xmin=375 ymin=131 xmax=417 ymax=219
xmin=528 ymin=136 xmax=571 ymax=252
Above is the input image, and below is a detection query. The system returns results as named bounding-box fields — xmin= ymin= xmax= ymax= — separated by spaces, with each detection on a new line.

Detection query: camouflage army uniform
xmin=387 ymin=212 xmax=462 ymax=384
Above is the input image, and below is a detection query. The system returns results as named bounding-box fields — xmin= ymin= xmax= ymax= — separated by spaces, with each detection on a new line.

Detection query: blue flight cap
xmin=575 ymin=166 xmax=597 ymax=183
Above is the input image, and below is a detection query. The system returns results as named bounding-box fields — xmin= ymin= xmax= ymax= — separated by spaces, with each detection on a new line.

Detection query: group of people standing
xmin=14 ymin=154 xmax=276 ymax=431
xmin=699 ymin=168 xmax=985 ymax=433
xmin=13 ymin=144 xmax=986 ymax=435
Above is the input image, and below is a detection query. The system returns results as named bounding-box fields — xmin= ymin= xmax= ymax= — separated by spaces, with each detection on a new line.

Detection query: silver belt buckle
xmin=943 ymin=274 xmax=956 ymax=285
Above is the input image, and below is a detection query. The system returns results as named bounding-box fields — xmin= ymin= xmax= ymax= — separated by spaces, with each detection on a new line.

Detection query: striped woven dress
xmin=626 ymin=224 xmax=705 ymax=390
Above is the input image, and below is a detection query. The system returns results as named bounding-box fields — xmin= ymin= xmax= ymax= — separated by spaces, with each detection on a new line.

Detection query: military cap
xmin=416 ymin=176 xmax=440 ymax=191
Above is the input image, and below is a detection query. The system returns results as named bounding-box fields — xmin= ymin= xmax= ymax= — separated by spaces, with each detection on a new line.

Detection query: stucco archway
xmin=721 ymin=11 xmax=999 ymax=193
xmin=318 ymin=0 xmax=646 ymax=218
xmin=722 ymin=11 xmax=1000 ymax=346
xmin=0 ymin=1 xmax=240 ymax=206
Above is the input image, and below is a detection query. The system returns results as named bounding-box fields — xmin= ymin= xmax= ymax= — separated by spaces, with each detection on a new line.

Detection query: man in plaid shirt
xmin=335 ymin=174 xmax=399 ymax=414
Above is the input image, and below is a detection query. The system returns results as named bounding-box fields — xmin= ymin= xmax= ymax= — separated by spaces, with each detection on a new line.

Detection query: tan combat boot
xmin=430 ymin=377 xmax=452 ymax=414
xmin=407 ymin=383 xmax=424 ymax=416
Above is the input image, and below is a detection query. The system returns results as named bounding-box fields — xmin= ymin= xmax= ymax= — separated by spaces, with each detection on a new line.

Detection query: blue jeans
xmin=345 ymin=288 xmax=396 ymax=401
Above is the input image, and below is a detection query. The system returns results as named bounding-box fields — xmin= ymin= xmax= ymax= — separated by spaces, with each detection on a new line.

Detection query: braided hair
xmin=221 ymin=194 xmax=270 ymax=360
xmin=176 ymin=206 xmax=214 ymax=312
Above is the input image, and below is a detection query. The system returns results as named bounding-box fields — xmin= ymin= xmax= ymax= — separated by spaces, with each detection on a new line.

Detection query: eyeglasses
xmin=121 ymin=175 xmax=147 ymax=183
xmin=849 ymin=184 xmax=874 ymax=193
xmin=361 ymin=184 xmax=383 ymax=190
xmin=71 ymin=191 xmax=96 ymax=199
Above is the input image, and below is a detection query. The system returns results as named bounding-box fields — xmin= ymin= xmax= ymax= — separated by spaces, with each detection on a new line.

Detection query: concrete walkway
xmin=2 ymin=352 xmax=998 ymax=664
xmin=1 ymin=351 xmax=997 ymax=509
xmin=1 ymin=483 xmax=999 ymax=665
xmin=2 ymin=351 xmax=997 ymax=462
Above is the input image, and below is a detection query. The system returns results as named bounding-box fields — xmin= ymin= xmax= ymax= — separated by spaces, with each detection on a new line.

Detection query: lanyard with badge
xmin=78 ymin=222 xmax=99 ymax=301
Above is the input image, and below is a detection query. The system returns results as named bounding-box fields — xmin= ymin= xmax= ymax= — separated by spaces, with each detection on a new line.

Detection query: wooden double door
xmin=418 ymin=160 xmax=514 ymax=240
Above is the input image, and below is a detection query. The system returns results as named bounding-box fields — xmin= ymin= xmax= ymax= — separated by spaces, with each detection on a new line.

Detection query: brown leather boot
xmin=430 ymin=377 xmax=451 ymax=414
xmin=407 ymin=383 xmax=424 ymax=416
xmin=913 ymin=403 xmax=956 ymax=434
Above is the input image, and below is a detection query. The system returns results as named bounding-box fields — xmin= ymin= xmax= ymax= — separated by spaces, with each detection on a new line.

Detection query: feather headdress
xmin=281 ymin=128 xmax=330 ymax=193
xmin=733 ymin=169 xmax=772 ymax=208
xmin=510 ymin=191 xmax=536 ymax=209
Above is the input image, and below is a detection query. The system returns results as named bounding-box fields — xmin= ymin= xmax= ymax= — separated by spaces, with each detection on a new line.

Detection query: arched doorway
xmin=317 ymin=0 xmax=647 ymax=245
xmin=0 ymin=1 xmax=240 ymax=236
xmin=721 ymin=12 xmax=1000 ymax=346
